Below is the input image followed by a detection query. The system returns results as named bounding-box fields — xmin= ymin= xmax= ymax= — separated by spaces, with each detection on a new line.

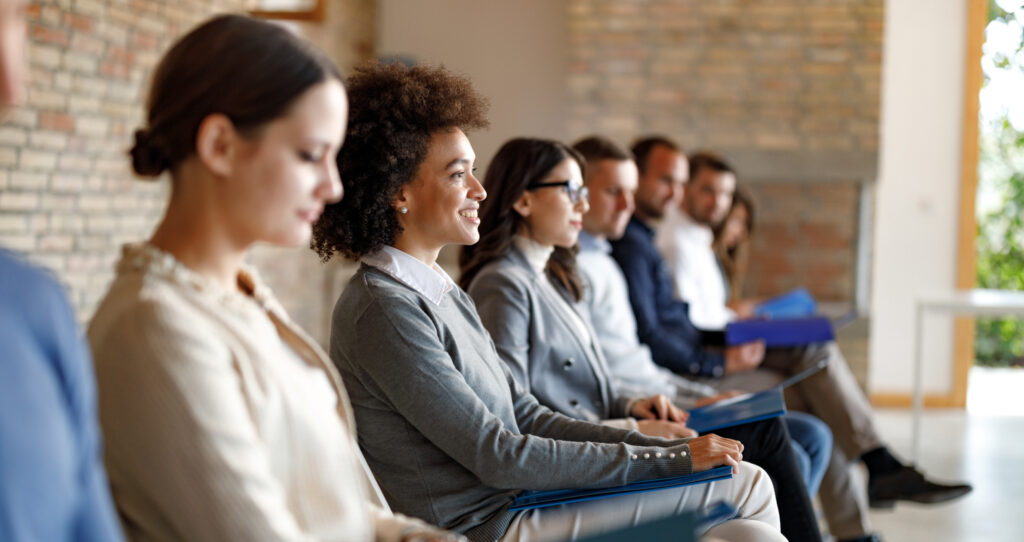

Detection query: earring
xmin=399 ymin=207 xmax=408 ymax=214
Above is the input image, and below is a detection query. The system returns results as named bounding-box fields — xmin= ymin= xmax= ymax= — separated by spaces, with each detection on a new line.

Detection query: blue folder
xmin=509 ymin=466 xmax=734 ymax=511
xmin=754 ymin=288 xmax=817 ymax=319
xmin=725 ymin=316 xmax=834 ymax=347
xmin=686 ymin=387 xmax=786 ymax=433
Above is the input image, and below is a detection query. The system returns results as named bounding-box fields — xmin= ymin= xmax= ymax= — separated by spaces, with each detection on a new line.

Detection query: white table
xmin=911 ymin=289 xmax=1024 ymax=459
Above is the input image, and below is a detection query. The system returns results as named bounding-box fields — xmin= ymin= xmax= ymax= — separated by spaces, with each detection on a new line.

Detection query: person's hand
xmin=724 ymin=340 xmax=765 ymax=374
xmin=686 ymin=434 xmax=744 ymax=474
xmin=401 ymin=528 xmax=468 ymax=542
xmin=635 ymin=419 xmax=698 ymax=439
xmin=727 ymin=298 xmax=758 ymax=319
xmin=631 ymin=394 xmax=688 ymax=423
xmin=694 ymin=390 xmax=744 ymax=408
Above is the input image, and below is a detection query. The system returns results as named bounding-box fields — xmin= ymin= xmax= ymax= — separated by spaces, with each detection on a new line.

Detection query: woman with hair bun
xmin=89 ymin=14 xmax=460 ymax=542
xmin=317 ymin=62 xmax=784 ymax=542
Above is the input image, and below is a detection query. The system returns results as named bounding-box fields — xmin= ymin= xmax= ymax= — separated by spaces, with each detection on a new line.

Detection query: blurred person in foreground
xmin=0 ymin=0 xmax=124 ymax=539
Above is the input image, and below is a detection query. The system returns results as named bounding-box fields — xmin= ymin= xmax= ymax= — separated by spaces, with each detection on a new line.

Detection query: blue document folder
xmin=686 ymin=388 xmax=786 ymax=433
xmin=509 ymin=466 xmax=734 ymax=511
xmin=754 ymin=288 xmax=818 ymax=319
xmin=725 ymin=316 xmax=834 ymax=347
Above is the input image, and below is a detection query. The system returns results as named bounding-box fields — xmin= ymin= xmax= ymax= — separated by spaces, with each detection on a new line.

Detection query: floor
xmin=860 ymin=368 xmax=1024 ymax=542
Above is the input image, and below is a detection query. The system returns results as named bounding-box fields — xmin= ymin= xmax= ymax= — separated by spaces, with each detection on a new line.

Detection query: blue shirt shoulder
xmin=0 ymin=250 xmax=124 ymax=542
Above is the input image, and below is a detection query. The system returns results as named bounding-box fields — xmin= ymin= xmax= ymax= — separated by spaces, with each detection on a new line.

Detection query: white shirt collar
xmin=361 ymin=246 xmax=455 ymax=305
xmin=513 ymin=235 xmax=554 ymax=275
xmin=677 ymin=208 xmax=714 ymax=244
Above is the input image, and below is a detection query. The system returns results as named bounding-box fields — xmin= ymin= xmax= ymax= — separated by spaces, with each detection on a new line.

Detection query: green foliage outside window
xmin=976 ymin=1 xmax=1024 ymax=367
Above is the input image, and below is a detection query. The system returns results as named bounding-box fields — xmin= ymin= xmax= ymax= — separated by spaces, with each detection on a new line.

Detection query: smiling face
xmin=635 ymin=144 xmax=688 ymax=221
xmin=516 ymin=157 xmax=588 ymax=249
xmin=394 ymin=128 xmax=486 ymax=257
xmin=225 ymin=78 xmax=347 ymax=247
xmin=581 ymin=158 xmax=638 ymax=240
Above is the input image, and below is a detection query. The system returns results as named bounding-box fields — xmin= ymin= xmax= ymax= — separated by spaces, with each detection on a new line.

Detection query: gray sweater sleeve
xmin=344 ymin=293 xmax=693 ymax=491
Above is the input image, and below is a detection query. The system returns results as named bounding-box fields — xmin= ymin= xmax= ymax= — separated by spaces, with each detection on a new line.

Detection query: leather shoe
xmin=868 ymin=465 xmax=972 ymax=508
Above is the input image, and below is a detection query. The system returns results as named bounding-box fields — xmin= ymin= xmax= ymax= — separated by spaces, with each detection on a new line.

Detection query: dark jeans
xmin=785 ymin=411 xmax=833 ymax=496
xmin=715 ymin=417 xmax=822 ymax=542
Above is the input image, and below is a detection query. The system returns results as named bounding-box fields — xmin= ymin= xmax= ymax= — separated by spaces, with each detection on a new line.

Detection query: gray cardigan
xmin=330 ymin=264 xmax=694 ymax=541
xmin=466 ymin=246 xmax=634 ymax=422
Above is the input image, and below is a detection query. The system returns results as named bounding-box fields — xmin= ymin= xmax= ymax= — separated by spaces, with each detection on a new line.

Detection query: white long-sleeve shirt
xmin=654 ymin=208 xmax=735 ymax=330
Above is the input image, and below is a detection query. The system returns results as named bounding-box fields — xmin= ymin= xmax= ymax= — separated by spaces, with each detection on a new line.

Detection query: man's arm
xmin=610 ymin=238 xmax=725 ymax=378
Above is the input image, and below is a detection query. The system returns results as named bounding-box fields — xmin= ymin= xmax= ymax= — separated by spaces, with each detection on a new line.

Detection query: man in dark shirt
xmin=610 ymin=136 xmax=972 ymax=542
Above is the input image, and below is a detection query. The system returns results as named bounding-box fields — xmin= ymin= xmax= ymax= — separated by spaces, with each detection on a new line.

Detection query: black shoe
xmin=868 ymin=465 xmax=972 ymax=508
xmin=837 ymin=534 xmax=882 ymax=542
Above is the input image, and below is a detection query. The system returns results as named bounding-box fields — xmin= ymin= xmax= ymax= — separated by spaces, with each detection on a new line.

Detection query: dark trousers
xmin=715 ymin=417 xmax=822 ymax=542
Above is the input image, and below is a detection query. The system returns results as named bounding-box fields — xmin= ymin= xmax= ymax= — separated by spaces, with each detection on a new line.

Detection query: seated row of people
xmin=577 ymin=136 xmax=972 ymax=542
xmin=1 ymin=11 xmax=971 ymax=542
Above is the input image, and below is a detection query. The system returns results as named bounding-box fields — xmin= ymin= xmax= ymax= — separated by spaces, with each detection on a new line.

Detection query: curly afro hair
xmin=311 ymin=62 xmax=489 ymax=261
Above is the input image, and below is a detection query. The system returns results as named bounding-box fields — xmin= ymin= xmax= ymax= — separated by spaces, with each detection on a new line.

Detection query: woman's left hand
xmin=631 ymin=394 xmax=689 ymax=423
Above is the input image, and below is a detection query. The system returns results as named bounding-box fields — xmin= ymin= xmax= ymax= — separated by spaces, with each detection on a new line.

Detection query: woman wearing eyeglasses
xmin=459 ymin=138 xmax=700 ymax=439
xmin=460 ymin=137 xmax=822 ymax=542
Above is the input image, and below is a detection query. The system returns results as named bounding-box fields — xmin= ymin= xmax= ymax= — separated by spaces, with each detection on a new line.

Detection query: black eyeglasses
xmin=526 ymin=181 xmax=589 ymax=204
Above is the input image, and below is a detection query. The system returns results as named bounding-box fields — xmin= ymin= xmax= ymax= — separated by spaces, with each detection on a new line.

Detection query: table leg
xmin=912 ymin=303 xmax=925 ymax=462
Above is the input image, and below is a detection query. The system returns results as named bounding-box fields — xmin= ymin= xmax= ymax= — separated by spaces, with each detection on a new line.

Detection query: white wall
xmin=377 ymin=0 xmax=568 ymax=174
xmin=869 ymin=0 xmax=968 ymax=395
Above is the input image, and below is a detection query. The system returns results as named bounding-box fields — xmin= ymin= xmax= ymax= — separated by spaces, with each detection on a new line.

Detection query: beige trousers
xmin=500 ymin=462 xmax=785 ymax=542
xmin=711 ymin=341 xmax=879 ymax=539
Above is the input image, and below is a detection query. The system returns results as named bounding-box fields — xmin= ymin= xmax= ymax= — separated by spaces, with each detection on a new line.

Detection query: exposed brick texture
xmin=566 ymin=0 xmax=882 ymax=302
xmin=1 ymin=0 xmax=373 ymax=346
xmin=744 ymin=183 xmax=858 ymax=301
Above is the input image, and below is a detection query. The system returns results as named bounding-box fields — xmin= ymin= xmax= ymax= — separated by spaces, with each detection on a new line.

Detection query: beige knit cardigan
xmin=88 ymin=243 xmax=430 ymax=542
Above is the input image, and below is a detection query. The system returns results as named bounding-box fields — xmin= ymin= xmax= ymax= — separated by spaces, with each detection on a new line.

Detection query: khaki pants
xmin=500 ymin=462 xmax=785 ymax=542
xmin=711 ymin=341 xmax=879 ymax=539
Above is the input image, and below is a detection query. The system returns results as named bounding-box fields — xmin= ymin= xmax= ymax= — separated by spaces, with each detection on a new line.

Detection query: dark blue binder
xmin=724 ymin=316 xmax=834 ymax=347
xmin=508 ymin=466 xmax=734 ymax=511
xmin=686 ymin=388 xmax=786 ymax=433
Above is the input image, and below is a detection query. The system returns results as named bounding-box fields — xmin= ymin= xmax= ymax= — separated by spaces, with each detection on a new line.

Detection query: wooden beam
xmin=870 ymin=392 xmax=961 ymax=409
xmin=950 ymin=0 xmax=988 ymax=408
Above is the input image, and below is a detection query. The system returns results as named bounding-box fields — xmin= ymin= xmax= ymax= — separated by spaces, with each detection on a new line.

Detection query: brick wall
xmin=566 ymin=0 xmax=883 ymax=302
xmin=0 ymin=0 xmax=373 ymax=345
xmin=744 ymin=183 xmax=858 ymax=301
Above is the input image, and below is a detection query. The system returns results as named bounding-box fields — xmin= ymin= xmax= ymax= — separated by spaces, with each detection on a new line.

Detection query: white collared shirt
xmin=361 ymin=245 xmax=455 ymax=305
xmin=654 ymin=207 xmax=735 ymax=330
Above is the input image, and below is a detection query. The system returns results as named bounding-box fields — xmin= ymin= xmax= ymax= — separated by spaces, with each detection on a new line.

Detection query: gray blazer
xmin=467 ymin=247 xmax=634 ymax=422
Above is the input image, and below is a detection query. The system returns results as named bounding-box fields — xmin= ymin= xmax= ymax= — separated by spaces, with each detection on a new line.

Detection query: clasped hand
xmin=630 ymin=394 xmax=696 ymax=439
xmin=630 ymin=395 xmax=744 ymax=473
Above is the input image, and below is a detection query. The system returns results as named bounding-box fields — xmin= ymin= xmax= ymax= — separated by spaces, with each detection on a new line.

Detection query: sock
xmin=861 ymin=446 xmax=904 ymax=478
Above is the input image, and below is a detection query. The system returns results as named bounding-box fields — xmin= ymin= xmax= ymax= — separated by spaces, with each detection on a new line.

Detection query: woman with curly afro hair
xmin=315 ymin=63 xmax=784 ymax=542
